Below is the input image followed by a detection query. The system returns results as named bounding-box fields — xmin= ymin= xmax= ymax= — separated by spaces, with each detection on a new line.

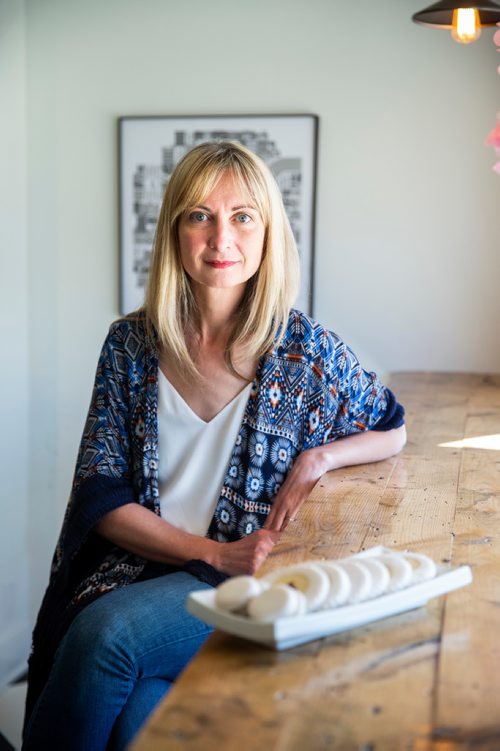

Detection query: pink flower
xmin=485 ymin=121 xmax=500 ymax=149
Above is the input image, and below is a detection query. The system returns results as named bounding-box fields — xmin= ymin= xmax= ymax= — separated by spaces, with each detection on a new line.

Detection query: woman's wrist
xmin=295 ymin=445 xmax=336 ymax=479
xmin=191 ymin=535 xmax=220 ymax=568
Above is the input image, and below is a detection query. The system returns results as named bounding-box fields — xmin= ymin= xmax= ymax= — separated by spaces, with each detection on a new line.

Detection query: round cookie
xmin=262 ymin=562 xmax=330 ymax=612
xmin=356 ymin=557 xmax=391 ymax=598
xmin=375 ymin=553 xmax=414 ymax=591
xmin=215 ymin=575 xmax=265 ymax=613
xmin=316 ymin=561 xmax=351 ymax=607
xmin=336 ymin=559 xmax=373 ymax=604
xmin=401 ymin=552 xmax=437 ymax=584
xmin=247 ymin=584 xmax=307 ymax=621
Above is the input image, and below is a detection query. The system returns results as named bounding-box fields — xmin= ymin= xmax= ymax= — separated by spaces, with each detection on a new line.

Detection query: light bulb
xmin=451 ymin=8 xmax=481 ymax=43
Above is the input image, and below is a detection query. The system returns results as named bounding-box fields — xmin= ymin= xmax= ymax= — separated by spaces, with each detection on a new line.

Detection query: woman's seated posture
xmin=23 ymin=141 xmax=405 ymax=750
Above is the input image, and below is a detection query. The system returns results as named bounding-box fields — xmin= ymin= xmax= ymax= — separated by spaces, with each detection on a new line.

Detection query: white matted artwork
xmin=118 ymin=114 xmax=318 ymax=315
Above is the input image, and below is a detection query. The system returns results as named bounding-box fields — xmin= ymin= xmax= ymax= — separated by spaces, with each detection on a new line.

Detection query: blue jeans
xmin=23 ymin=572 xmax=213 ymax=751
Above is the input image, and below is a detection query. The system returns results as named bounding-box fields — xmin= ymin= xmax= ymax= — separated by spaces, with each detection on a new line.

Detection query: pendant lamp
xmin=412 ymin=0 xmax=500 ymax=43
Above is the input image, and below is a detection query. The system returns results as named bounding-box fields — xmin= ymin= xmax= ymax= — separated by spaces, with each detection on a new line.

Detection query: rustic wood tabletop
xmin=131 ymin=373 xmax=500 ymax=751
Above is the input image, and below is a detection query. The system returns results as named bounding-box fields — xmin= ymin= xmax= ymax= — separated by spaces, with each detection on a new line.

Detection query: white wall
xmin=0 ymin=0 xmax=31 ymax=687
xmin=5 ymin=0 xmax=500 ymax=631
xmin=314 ymin=7 xmax=500 ymax=375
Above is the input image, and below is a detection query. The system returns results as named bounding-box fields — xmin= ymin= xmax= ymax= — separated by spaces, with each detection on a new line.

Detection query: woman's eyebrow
xmin=192 ymin=204 xmax=258 ymax=212
xmin=190 ymin=204 xmax=211 ymax=212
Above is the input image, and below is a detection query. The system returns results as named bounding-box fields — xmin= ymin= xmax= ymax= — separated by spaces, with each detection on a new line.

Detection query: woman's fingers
xmin=264 ymin=448 xmax=325 ymax=532
xmin=263 ymin=481 xmax=292 ymax=531
xmin=264 ymin=497 xmax=298 ymax=531
xmin=264 ymin=476 xmax=304 ymax=531
xmin=217 ymin=529 xmax=278 ymax=575
xmin=264 ymin=504 xmax=298 ymax=533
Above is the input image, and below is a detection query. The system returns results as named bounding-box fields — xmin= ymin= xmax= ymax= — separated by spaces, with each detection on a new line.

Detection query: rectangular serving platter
xmin=187 ymin=555 xmax=472 ymax=651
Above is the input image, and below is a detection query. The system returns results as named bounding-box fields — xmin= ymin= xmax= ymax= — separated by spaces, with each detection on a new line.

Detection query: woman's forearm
xmin=313 ymin=424 xmax=407 ymax=475
xmin=94 ymin=503 xmax=278 ymax=576
xmin=94 ymin=503 xmax=218 ymax=566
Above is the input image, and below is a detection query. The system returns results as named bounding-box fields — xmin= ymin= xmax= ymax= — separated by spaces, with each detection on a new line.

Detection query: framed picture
xmin=118 ymin=114 xmax=318 ymax=315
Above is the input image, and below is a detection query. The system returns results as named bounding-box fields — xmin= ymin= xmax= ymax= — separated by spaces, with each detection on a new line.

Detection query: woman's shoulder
xmin=105 ymin=310 xmax=151 ymax=344
xmin=280 ymin=308 xmax=344 ymax=358
xmin=274 ymin=308 xmax=356 ymax=388
xmin=101 ymin=311 xmax=157 ymax=368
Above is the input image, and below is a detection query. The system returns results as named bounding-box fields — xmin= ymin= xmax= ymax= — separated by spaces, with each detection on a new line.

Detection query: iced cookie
xmin=316 ymin=561 xmax=351 ymax=607
xmin=215 ymin=575 xmax=266 ymax=613
xmin=374 ymin=553 xmax=414 ymax=591
xmin=336 ymin=560 xmax=373 ymax=604
xmin=247 ymin=584 xmax=307 ymax=621
xmin=356 ymin=557 xmax=391 ymax=598
xmin=401 ymin=552 xmax=437 ymax=584
xmin=262 ymin=562 xmax=330 ymax=612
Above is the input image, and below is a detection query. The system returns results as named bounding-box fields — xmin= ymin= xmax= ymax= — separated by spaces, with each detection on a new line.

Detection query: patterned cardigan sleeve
xmin=331 ymin=336 xmax=404 ymax=435
xmin=304 ymin=323 xmax=404 ymax=445
xmin=25 ymin=322 xmax=149 ymax=726
xmin=53 ymin=322 xmax=138 ymax=572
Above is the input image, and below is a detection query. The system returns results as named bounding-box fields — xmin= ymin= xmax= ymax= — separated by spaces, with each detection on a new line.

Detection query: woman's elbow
xmin=392 ymin=424 xmax=407 ymax=454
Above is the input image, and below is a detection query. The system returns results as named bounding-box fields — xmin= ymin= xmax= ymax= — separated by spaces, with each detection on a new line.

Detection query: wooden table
xmin=131 ymin=373 xmax=500 ymax=751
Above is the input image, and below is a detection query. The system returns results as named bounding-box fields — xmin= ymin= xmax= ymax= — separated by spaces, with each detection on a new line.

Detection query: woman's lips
xmin=206 ymin=261 xmax=237 ymax=268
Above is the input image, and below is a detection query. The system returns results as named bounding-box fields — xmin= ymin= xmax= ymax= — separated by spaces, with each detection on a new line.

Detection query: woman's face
xmin=177 ymin=172 xmax=265 ymax=295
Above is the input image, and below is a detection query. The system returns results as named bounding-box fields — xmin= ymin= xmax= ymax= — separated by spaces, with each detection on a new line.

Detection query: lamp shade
xmin=413 ymin=0 xmax=500 ymax=28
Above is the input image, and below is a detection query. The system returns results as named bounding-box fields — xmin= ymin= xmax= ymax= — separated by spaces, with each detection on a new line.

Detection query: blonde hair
xmin=144 ymin=140 xmax=300 ymax=380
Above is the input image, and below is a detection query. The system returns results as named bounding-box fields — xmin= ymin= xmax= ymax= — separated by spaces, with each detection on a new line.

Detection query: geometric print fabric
xmin=55 ymin=309 xmax=392 ymax=603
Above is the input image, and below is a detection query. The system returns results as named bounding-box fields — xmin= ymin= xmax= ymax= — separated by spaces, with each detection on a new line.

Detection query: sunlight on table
xmin=439 ymin=434 xmax=500 ymax=451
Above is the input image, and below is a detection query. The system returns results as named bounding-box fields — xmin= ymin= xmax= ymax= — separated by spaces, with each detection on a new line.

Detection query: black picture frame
xmin=118 ymin=114 xmax=318 ymax=315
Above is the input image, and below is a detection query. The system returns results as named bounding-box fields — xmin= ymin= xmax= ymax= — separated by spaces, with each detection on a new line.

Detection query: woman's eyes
xmin=235 ymin=213 xmax=252 ymax=224
xmin=187 ymin=211 xmax=253 ymax=224
xmin=189 ymin=211 xmax=209 ymax=223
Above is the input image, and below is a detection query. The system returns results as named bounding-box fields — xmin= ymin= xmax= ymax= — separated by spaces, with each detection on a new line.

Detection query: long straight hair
xmin=143 ymin=141 xmax=300 ymax=380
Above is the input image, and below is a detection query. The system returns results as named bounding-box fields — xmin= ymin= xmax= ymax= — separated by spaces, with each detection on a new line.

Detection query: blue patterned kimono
xmin=26 ymin=309 xmax=403 ymax=719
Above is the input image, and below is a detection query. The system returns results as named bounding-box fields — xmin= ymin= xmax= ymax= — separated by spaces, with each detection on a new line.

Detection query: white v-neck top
xmin=157 ymin=369 xmax=252 ymax=536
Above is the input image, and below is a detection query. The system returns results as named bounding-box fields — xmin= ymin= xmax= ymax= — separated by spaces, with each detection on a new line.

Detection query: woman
xmin=23 ymin=141 xmax=406 ymax=750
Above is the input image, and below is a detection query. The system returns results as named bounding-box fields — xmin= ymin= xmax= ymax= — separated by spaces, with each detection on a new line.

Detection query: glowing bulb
xmin=451 ymin=8 xmax=481 ymax=43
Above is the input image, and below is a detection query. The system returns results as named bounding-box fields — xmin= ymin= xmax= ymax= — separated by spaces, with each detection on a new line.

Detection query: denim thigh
xmin=23 ymin=571 xmax=213 ymax=751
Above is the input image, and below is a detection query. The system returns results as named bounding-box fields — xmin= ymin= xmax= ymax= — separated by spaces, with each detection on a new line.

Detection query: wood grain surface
xmin=131 ymin=373 xmax=500 ymax=751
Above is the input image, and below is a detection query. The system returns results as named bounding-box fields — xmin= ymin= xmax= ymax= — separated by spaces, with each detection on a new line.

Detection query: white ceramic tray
xmin=186 ymin=551 xmax=472 ymax=651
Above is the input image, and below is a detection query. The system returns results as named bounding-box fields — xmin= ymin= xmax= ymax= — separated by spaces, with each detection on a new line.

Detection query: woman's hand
xmin=213 ymin=529 xmax=279 ymax=576
xmin=264 ymin=426 xmax=407 ymax=533
xmin=263 ymin=448 xmax=327 ymax=533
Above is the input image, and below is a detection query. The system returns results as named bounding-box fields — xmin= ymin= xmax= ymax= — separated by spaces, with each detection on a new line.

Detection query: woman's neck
xmin=191 ymin=284 xmax=245 ymax=347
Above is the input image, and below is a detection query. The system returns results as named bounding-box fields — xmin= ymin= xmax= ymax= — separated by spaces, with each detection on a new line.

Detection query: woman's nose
xmin=209 ymin=218 xmax=233 ymax=250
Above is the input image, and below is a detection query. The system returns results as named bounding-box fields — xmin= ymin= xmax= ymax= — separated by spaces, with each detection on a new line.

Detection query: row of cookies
xmin=215 ymin=549 xmax=438 ymax=622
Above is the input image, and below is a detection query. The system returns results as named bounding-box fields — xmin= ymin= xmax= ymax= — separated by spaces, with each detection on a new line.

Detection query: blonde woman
xmin=23 ymin=141 xmax=406 ymax=750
